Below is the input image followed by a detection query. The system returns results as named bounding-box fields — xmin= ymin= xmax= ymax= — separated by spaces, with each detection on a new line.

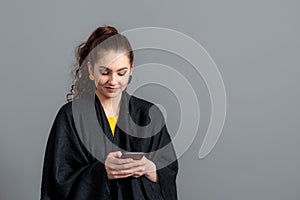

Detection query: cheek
xmin=120 ymin=76 xmax=129 ymax=86
xmin=95 ymin=76 xmax=107 ymax=85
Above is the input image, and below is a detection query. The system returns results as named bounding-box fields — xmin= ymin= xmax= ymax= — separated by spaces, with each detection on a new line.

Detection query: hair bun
xmin=96 ymin=26 xmax=118 ymax=36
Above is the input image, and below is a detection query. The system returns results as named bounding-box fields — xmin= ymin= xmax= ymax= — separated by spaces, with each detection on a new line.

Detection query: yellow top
xmin=107 ymin=116 xmax=118 ymax=136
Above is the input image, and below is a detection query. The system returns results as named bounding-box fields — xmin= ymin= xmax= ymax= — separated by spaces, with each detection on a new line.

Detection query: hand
xmin=104 ymin=151 xmax=158 ymax=182
xmin=130 ymin=156 xmax=158 ymax=182
xmin=105 ymin=151 xmax=135 ymax=179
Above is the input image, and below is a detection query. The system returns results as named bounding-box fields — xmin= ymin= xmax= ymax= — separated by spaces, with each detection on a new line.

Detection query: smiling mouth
xmin=105 ymin=87 xmax=119 ymax=92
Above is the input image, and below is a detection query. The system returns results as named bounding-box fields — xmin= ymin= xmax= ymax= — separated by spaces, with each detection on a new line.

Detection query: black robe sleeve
xmin=153 ymin=126 xmax=178 ymax=200
xmin=41 ymin=103 xmax=111 ymax=200
xmin=141 ymin=121 xmax=178 ymax=200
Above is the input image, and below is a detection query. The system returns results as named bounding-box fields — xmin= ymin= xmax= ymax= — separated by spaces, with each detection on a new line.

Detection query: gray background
xmin=0 ymin=0 xmax=299 ymax=199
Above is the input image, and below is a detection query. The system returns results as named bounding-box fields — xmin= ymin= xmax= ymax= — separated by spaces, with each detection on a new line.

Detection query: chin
xmin=97 ymin=88 xmax=124 ymax=99
xmin=103 ymin=91 xmax=122 ymax=99
xmin=105 ymin=93 xmax=118 ymax=98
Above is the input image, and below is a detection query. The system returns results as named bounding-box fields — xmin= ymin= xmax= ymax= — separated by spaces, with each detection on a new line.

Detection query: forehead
xmin=95 ymin=50 xmax=130 ymax=67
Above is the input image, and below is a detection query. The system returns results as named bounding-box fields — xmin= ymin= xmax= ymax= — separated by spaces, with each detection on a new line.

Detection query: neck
xmin=96 ymin=92 xmax=122 ymax=117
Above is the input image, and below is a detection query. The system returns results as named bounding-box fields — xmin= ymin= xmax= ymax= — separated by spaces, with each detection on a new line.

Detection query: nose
xmin=108 ymin=73 xmax=118 ymax=85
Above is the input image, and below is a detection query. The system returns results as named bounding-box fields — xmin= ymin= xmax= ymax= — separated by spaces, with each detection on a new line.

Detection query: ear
xmin=130 ymin=64 xmax=134 ymax=75
xmin=87 ymin=61 xmax=93 ymax=76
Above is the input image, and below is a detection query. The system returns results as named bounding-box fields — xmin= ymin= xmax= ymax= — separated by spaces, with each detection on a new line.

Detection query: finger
xmin=114 ymin=157 xmax=134 ymax=165
xmin=107 ymin=158 xmax=134 ymax=170
xmin=107 ymin=168 xmax=134 ymax=177
xmin=106 ymin=156 xmax=133 ymax=168
xmin=106 ymin=166 xmax=133 ymax=174
xmin=106 ymin=157 xmax=146 ymax=171
xmin=114 ymin=168 xmax=136 ymax=176
xmin=107 ymin=151 xmax=122 ymax=158
xmin=105 ymin=151 xmax=123 ymax=168
xmin=132 ymin=175 xmax=141 ymax=178
xmin=133 ymin=171 xmax=143 ymax=177
xmin=108 ymin=173 xmax=133 ymax=179
xmin=106 ymin=160 xmax=142 ymax=172
xmin=116 ymin=160 xmax=144 ymax=170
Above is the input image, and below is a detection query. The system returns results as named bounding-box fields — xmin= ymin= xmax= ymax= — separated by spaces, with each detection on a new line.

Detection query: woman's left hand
xmin=131 ymin=156 xmax=158 ymax=182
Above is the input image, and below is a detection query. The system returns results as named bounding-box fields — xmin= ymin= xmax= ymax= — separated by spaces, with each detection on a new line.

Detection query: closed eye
xmin=118 ymin=71 xmax=127 ymax=76
xmin=100 ymin=70 xmax=109 ymax=75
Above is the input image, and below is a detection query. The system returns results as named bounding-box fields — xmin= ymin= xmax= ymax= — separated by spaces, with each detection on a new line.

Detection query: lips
xmin=105 ymin=87 xmax=119 ymax=92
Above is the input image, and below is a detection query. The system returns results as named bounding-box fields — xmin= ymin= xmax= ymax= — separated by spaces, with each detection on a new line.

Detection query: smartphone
xmin=121 ymin=152 xmax=145 ymax=160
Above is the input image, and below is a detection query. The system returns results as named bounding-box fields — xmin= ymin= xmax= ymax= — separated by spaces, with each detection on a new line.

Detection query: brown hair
xmin=66 ymin=25 xmax=134 ymax=102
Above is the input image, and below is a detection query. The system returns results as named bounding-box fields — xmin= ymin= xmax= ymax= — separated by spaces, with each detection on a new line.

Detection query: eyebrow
xmin=98 ymin=66 xmax=129 ymax=71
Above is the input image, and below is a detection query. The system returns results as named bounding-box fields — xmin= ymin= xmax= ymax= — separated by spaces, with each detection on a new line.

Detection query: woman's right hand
xmin=104 ymin=151 xmax=136 ymax=179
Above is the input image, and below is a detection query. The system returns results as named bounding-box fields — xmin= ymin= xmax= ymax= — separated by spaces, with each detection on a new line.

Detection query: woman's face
xmin=88 ymin=50 xmax=133 ymax=101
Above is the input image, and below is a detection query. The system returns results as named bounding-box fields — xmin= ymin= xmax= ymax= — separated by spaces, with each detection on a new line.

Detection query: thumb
xmin=108 ymin=151 xmax=122 ymax=158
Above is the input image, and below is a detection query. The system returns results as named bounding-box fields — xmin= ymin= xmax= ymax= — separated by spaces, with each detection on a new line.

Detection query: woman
xmin=41 ymin=26 xmax=178 ymax=200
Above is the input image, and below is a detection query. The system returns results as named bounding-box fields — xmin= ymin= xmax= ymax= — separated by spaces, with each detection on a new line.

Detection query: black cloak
xmin=41 ymin=92 xmax=178 ymax=200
